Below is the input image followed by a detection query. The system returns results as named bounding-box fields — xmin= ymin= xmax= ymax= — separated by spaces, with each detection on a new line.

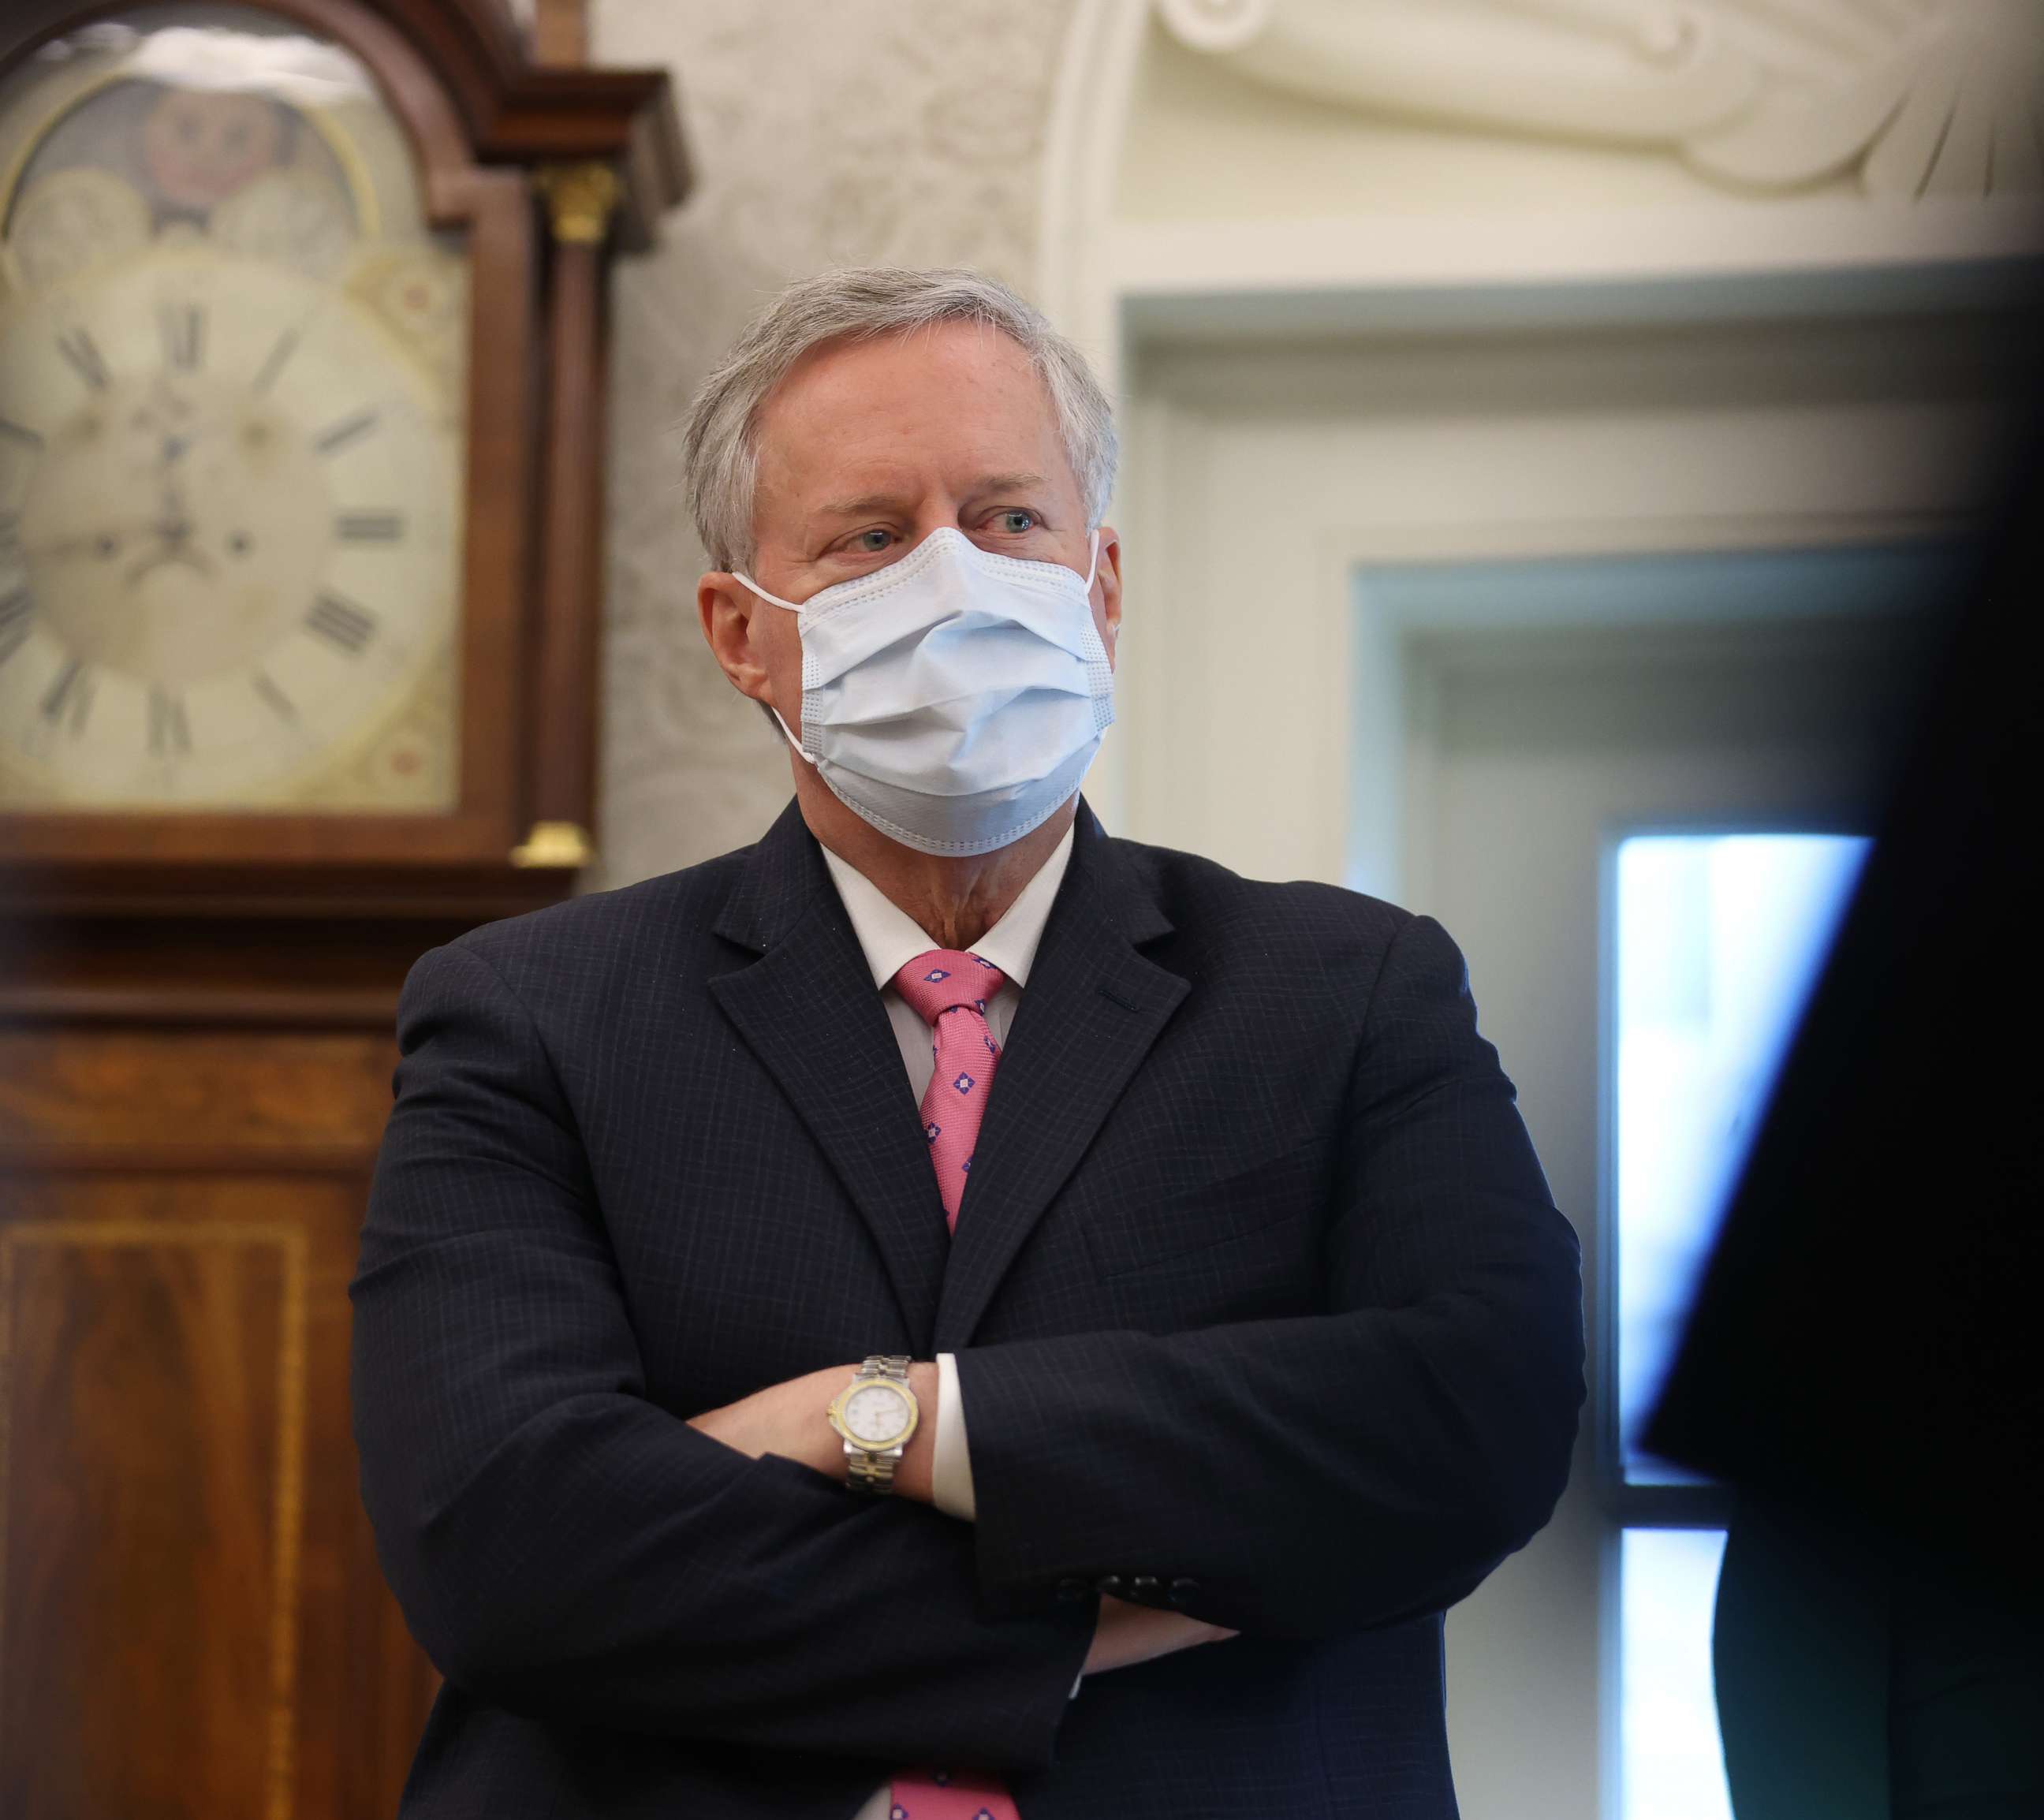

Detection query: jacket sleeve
xmin=349 ymin=939 xmax=1094 ymax=1771
xmin=953 ymin=911 xmax=1586 ymax=1639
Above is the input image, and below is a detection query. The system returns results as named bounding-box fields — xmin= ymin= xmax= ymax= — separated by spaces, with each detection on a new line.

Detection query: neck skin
xmin=793 ymin=762 xmax=1075 ymax=953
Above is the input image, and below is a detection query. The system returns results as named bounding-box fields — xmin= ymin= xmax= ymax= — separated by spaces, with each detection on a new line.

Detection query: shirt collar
xmin=820 ymin=821 xmax=1076 ymax=993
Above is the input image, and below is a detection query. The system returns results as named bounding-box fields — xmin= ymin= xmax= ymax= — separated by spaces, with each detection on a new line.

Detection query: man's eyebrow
xmin=813 ymin=493 xmax=905 ymax=520
xmin=811 ymin=474 xmax=1051 ymax=519
xmin=964 ymin=472 xmax=1049 ymax=498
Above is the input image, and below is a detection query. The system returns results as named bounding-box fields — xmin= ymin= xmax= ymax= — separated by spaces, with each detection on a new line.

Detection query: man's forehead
xmin=753 ymin=325 xmax=1074 ymax=515
xmin=762 ymin=323 xmax=1049 ymax=438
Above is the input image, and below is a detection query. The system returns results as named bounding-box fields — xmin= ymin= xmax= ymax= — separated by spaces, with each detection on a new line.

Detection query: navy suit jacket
xmin=350 ymin=796 xmax=1584 ymax=1818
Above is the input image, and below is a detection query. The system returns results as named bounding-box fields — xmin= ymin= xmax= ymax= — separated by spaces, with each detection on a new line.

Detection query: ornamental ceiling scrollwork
xmin=1154 ymin=0 xmax=2043 ymax=200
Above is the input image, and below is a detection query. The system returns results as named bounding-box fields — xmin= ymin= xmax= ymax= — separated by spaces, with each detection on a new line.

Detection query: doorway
xmin=1394 ymin=550 xmax=1945 ymax=1818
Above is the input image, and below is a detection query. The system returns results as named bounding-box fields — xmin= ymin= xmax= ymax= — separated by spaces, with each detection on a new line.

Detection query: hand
xmin=1084 ymin=1594 xmax=1238 ymax=1677
xmin=24 ymin=518 xmax=178 ymax=564
xmin=685 ymin=1363 xmax=848 ymax=1478
xmin=686 ymin=1362 xmax=941 ymax=1501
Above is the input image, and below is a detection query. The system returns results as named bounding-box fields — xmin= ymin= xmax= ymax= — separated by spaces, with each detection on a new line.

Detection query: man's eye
xmin=851 ymin=528 xmax=893 ymax=554
xmin=994 ymin=510 xmax=1038 ymax=534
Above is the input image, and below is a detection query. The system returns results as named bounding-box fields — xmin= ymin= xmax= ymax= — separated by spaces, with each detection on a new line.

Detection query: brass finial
xmin=510 ymin=819 xmax=593 ymax=867
xmin=534 ymin=162 xmax=621 ymax=245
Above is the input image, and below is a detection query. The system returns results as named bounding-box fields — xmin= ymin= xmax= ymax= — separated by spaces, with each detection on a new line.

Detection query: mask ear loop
xmin=731 ymin=570 xmax=804 ymax=613
xmin=729 ymin=570 xmax=815 ymax=763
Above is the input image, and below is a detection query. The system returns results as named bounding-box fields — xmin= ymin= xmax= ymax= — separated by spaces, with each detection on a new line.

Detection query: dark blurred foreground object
xmin=1645 ymin=438 xmax=2044 ymax=1817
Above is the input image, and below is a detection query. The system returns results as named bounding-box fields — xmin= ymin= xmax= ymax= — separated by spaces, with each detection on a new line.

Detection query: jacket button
xmin=1130 ymin=1576 xmax=1162 ymax=1602
xmin=1054 ymin=1577 xmax=1088 ymax=1602
xmin=1095 ymin=1574 xmax=1125 ymax=1596
xmin=1168 ymin=1577 xmax=1200 ymax=1606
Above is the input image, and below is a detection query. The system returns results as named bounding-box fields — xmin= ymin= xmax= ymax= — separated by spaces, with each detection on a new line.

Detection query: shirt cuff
xmin=931 ymin=1351 xmax=977 ymax=1521
xmin=933 ymin=1357 xmax=1077 ymax=1698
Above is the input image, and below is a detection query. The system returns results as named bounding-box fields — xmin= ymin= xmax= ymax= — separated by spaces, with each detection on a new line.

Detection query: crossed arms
xmin=349 ymin=912 xmax=1583 ymax=1777
xmin=684 ymin=1358 xmax=1238 ymax=1680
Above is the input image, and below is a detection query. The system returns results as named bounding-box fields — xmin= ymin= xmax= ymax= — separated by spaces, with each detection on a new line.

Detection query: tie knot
xmin=893 ymin=949 xmax=1005 ymax=1026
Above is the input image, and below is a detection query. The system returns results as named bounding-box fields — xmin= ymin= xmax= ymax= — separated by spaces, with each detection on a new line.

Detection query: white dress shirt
xmin=819 ymin=823 xmax=1078 ymax=1819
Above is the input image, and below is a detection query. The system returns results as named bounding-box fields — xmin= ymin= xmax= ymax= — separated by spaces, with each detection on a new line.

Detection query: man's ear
xmin=698 ymin=573 xmax=770 ymax=702
xmin=1093 ymin=524 xmax=1124 ymax=662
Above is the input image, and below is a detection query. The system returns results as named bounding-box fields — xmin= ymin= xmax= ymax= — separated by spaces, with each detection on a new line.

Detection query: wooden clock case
xmin=0 ymin=2 xmax=684 ymax=1811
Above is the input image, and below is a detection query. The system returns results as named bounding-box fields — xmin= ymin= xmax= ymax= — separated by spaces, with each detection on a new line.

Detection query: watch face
xmin=841 ymin=1382 xmax=911 ymax=1448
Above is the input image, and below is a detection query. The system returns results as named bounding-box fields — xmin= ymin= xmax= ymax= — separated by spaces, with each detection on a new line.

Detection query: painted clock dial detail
xmin=0 ymin=248 xmax=455 ymax=803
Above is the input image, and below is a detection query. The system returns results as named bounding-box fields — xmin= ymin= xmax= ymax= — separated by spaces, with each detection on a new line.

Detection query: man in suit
xmin=351 ymin=266 xmax=1584 ymax=1819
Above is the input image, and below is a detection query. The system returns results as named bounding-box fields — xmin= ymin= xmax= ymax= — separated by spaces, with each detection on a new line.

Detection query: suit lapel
xmin=934 ymin=802 xmax=1188 ymax=1350
xmin=708 ymin=803 xmax=952 ymax=1347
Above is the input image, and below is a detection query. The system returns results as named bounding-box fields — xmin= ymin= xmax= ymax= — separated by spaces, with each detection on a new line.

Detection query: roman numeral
xmin=252 ymin=668 xmax=298 ymax=723
xmin=39 ymin=655 xmax=93 ymax=733
xmin=0 ymin=586 xmax=32 ymax=667
xmin=159 ymin=302 xmax=204 ymax=371
xmin=334 ymin=511 xmax=404 ymax=543
xmin=0 ymin=417 xmax=43 ymax=451
xmin=147 ymin=685 xmax=191 ymax=755
xmin=306 ymin=591 xmax=376 ymax=653
xmin=56 ymin=327 xmax=109 ymax=391
xmin=314 ymin=408 xmax=379 ymax=457
xmin=252 ymin=328 xmax=300 ymax=395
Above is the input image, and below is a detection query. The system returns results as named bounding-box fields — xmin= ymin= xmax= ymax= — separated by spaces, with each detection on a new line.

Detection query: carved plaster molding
xmin=1154 ymin=0 xmax=2044 ymax=200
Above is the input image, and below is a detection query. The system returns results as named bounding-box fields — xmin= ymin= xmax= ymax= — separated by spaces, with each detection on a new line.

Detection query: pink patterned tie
xmin=893 ymin=949 xmax=1006 ymax=1234
xmin=888 ymin=949 xmax=1022 ymax=1820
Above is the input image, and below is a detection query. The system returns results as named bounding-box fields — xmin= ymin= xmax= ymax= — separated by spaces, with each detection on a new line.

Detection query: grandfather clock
xmin=0 ymin=2 xmax=684 ymax=1813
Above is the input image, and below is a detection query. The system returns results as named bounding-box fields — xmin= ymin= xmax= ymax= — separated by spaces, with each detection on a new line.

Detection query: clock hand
xmin=154 ymin=476 xmax=195 ymax=539
xmin=126 ymin=488 xmax=214 ymax=583
xmin=126 ymin=543 xmax=215 ymax=584
xmin=24 ymin=520 xmax=180 ymax=562
xmin=24 ymin=461 xmax=221 ymax=568
xmin=155 ymin=406 xmax=233 ymax=466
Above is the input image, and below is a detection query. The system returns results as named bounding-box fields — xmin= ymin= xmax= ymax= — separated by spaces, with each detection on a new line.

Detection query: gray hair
xmin=680 ymin=267 xmax=1119 ymax=574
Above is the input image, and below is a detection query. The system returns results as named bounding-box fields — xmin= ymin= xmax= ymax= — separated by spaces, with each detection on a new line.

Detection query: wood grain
xmin=529 ymin=227 xmax=609 ymax=841
xmin=0 ymin=1164 xmax=431 ymax=1820
xmin=0 ymin=929 xmax=440 ymax=1816
xmin=0 ymin=1031 xmax=394 ymax=1153
xmin=0 ymin=1218 xmax=301 ymax=1818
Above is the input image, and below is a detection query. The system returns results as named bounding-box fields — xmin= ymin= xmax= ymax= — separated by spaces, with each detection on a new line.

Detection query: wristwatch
xmin=826 ymin=1354 xmax=920 ymax=1494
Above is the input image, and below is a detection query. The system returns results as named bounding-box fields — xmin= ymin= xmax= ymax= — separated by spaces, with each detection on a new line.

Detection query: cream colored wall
xmin=1117 ymin=315 xmax=2022 ymax=894
xmin=583 ymin=0 xmax=1076 ymax=889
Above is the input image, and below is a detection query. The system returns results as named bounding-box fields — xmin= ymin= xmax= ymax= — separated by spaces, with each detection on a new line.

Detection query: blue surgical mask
xmin=734 ymin=527 xmax=1113 ymax=857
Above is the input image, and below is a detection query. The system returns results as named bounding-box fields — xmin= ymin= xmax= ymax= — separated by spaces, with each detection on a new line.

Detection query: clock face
xmin=841 ymin=1383 xmax=912 ymax=1446
xmin=0 ymin=245 xmax=457 ymax=803
xmin=0 ymin=7 xmax=468 ymax=811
